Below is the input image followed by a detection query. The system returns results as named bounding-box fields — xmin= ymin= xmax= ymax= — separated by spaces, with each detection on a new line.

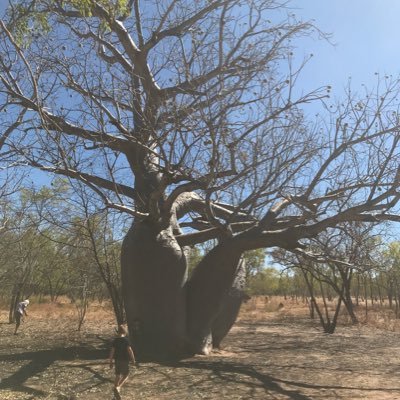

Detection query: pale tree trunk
xmin=186 ymin=239 xmax=243 ymax=354
xmin=121 ymin=221 xmax=247 ymax=359
xmin=121 ymin=220 xmax=188 ymax=359
xmin=211 ymin=258 xmax=249 ymax=349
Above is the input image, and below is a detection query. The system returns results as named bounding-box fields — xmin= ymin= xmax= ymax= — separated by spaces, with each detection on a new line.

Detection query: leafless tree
xmin=0 ymin=0 xmax=400 ymax=358
xmin=29 ymin=181 xmax=126 ymax=323
xmin=67 ymin=183 xmax=126 ymax=325
xmin=273 ymin=222 xmax=383 ymax=332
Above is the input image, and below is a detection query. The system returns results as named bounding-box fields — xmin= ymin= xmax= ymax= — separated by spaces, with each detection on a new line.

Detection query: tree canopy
xmin=1 ymin=0 xmax=400 ymax=357
xmin=0 ymin=0 xmax=399 ymax=253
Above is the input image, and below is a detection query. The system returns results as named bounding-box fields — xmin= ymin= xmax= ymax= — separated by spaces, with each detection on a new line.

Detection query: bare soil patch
xmin=1 ymin=298 xmax=400 ymax=400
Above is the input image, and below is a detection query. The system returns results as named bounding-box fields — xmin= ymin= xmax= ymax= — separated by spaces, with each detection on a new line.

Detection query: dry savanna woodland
xmin=4 ymin=297 xmax=400 ymax=400
xmin=1 ymin=0 xmax=400 ymax=361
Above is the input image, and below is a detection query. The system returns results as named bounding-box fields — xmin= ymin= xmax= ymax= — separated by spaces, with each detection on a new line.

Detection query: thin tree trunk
xmin=301 ymin=270 xmax=328 ymax=332
xmin=369 ymin=274 xmax=374 ymax=306
xmin=340 ymin=270 xmax=358 ymax=324
xmin=355 ymin=274 xmax=360 ymax=306
xmin=364 ymin=276 xmax=368 ymax=318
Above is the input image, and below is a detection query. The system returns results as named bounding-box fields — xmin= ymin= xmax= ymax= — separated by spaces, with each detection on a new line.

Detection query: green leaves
xmin=70 ymin=0 xmax=93 ymax=17
xmin=5 ymin=2 xmax=50 ymax=47
xmin=67 ymin=0 xmax=130 ymax=18
xmin=5 ymin=0 xmax=131 ymax=47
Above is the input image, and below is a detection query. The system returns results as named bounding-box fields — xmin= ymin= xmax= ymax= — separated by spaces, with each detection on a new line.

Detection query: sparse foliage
xmin=0 ymin=0 xmax=400 ymax=357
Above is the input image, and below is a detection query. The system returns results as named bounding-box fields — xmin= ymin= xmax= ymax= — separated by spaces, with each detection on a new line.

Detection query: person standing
xmin=108 ymin=325 xmax=136 ymax=399
xmin=14 ymin=299 xmax=29 ymax=335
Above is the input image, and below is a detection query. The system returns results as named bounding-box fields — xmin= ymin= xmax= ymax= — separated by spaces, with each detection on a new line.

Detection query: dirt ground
xmin=1 ymin=298 xmax=400 ymax=400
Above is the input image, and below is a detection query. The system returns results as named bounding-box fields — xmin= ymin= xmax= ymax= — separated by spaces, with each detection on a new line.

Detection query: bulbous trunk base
xmin=212 ymin=259 xmax=250 ymax=348
xmin=186 ymin=240 xmax=243 ymax=353
xmin=121 ymin=220 xmax=187 ymax=359
xmin=121 ymin=223 xmax=247 ymax=359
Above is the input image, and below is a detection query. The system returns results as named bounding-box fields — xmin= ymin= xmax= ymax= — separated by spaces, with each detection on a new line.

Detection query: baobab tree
xmin=1 ymin=0 xmax=400 ymax=358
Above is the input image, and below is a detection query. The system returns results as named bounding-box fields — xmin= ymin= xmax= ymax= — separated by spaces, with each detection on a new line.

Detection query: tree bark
xmin=121 ymin=217 xmax=247 ymax=358
xmin=211 ymin=258 xmax=249 ymax=349
xmin=340 ymin=269 xmax=358 ymax=324
xmin=186 ymin=239 xmax=243 ymax=354
xmin=121 ymin=219 xmax=187 ymax=359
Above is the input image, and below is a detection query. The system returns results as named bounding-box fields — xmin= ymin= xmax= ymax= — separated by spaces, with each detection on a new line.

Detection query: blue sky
xmin=1 ymin=0 xmax=399 ymax=185
xmin=288 ymin=0 xmax=400 ymax=94
xmin=0 ymin=1 xmax=398 ymax=96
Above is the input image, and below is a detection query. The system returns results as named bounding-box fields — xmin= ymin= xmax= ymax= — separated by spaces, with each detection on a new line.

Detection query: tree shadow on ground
xmin=160 ymin=359 xmax=400 ymax=400
xmin=0 ymin=343 xmax=109 ymax=397
xmin=160 ymin=359 xmax=312 ymax=400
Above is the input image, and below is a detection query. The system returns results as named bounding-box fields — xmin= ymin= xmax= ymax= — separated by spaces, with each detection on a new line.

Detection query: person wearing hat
xmin=14 ymin=299 xmax=29 ymax=335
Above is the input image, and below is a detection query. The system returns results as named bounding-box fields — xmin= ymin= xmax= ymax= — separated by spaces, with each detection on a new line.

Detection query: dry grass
xmin=9 ymin=294 xmax=400 ymax=335
xmin=27 ymin=298 xmax=115 ymax=322
xmin=2 ymin=296 xmax=400 ymax=399
xmin=239 ymin=296 xmax=310 ymax=321
xmin=239 ymin=295 xmax=400 ymax=333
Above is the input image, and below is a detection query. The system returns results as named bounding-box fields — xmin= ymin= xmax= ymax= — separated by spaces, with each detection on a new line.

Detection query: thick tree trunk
xmin=211 ymin=258 xmax=249 ymax=349
xmin=186 ymin=239 xmax=243 ymax=354
xmin=122 ymin=218 xmax=246 ymax=359
xmin=121 ymin=219 xmax=187 ymax=359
